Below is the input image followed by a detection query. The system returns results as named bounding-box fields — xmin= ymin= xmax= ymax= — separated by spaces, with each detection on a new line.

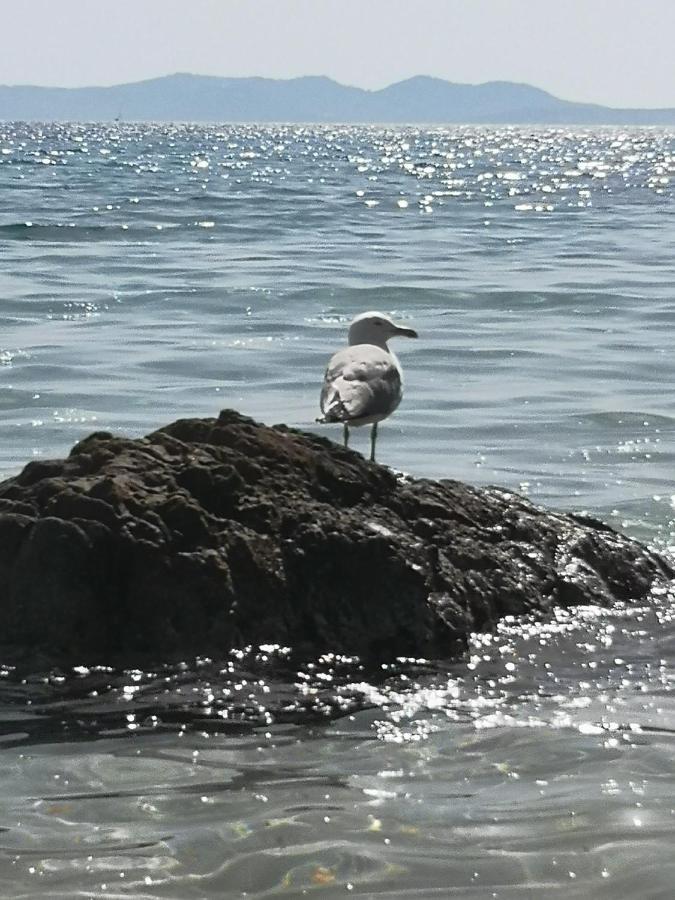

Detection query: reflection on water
xmin=0 ymin=587 xmax=673 ymax=897
xmin=1 ymin=122 xmax=675 ymax=896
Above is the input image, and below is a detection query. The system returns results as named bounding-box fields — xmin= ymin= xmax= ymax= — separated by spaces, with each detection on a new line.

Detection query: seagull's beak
xmin=395 ymin=325 xmax=418 ymax=339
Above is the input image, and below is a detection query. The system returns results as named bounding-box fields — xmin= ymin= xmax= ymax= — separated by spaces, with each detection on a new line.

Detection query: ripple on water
xmin=0 ymin=585 xmax=673 ymax=896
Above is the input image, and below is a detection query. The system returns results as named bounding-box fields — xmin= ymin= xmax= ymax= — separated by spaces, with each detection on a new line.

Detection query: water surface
xmin=1 ymin=123 xmax=674 ymax=897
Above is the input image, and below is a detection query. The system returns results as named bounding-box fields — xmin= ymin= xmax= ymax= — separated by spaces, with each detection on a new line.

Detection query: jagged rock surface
xmin=0 ymin=409 xmax=670 ymax=667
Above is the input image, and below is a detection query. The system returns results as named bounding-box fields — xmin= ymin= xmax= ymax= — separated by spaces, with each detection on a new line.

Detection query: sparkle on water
xmin=1 ymin=122 xmax=675 ymax=897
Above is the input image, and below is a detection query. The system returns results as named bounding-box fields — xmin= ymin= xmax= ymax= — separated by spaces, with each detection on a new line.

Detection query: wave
xmin=0 ymin=222 xmax=181 ymax=242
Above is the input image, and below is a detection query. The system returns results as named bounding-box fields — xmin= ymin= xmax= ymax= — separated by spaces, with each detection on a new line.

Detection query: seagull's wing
xmin=320 ymin=345 xmax=402 ymax=423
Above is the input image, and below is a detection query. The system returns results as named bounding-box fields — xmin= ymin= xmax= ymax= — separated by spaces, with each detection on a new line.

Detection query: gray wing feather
xmin=320 ymin=346 xmax=402 ymax=423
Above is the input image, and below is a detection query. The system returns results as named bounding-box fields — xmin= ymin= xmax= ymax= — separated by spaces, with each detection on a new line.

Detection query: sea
xmin=0 ymin=122 xmax=674 ymax=898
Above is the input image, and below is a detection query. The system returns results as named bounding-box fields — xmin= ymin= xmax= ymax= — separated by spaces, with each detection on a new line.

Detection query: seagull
xmin=317 ymin=311 xmax=418 ymax=462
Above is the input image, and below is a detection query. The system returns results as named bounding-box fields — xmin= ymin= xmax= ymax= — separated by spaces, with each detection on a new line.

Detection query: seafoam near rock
xmin=0 ymin=409 xmax=670 ymax=667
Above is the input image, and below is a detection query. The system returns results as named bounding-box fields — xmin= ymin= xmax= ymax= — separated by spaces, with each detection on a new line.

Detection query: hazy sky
xmin=3 ymin=0 xmax=675 ymax=108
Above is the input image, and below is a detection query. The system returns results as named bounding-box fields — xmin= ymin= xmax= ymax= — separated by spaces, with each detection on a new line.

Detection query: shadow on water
xmin=0 ymin=650 xmax=452 ymax=749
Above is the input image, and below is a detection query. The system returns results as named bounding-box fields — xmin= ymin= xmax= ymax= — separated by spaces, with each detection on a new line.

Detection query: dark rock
xmin=0 ymin=409 xmax=671 ymax=668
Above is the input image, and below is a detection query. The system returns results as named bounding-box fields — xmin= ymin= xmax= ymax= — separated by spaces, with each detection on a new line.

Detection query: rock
xmin=0 ymin=409 xmax=670 ymax=668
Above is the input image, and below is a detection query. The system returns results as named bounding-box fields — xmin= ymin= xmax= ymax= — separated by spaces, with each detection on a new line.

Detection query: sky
xmin=3 ymin=0 xmax=675 ymax=108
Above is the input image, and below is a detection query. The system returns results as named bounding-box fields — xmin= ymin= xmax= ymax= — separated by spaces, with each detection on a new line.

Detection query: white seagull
xmin=317 ymin=311 xmax=418 ymax=462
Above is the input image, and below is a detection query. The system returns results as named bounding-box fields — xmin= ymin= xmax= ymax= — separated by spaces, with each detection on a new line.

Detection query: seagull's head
xmin=347 ymin=311 xmax=418 ymax=348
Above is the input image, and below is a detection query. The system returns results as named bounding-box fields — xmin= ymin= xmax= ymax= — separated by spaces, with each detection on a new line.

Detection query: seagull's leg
xmin=370 ymin=422 xmax=378 ymax=462
xmin=343 ymin=422 xmax=349 ymax=448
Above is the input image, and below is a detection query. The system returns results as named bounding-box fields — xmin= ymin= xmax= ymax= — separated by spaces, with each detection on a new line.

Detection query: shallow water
xmin=1 ymin=123 xmax=674 ymax=897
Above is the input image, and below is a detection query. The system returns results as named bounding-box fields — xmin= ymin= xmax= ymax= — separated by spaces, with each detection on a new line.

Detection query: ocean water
xmin=1 ymin=122 xmax=675 ymax=897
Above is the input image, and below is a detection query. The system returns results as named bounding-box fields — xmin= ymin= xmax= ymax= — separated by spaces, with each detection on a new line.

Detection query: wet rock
xmin=0 ymin=409 xmax=670 ymax=668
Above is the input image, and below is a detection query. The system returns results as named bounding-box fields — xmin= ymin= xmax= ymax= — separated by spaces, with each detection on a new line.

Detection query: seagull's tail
xmin=317 ymin=394 xmax=349 ymax=424
xmin=316 ymin=412 xmax=344 ymax=424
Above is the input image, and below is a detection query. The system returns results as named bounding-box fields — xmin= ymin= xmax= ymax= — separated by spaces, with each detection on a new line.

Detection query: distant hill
xmin=1 ymin=73 xmax=675 ymax=125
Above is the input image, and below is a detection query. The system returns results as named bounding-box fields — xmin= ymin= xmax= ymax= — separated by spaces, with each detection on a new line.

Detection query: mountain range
xmin=1 ymin=73 xmax=675 ymax=125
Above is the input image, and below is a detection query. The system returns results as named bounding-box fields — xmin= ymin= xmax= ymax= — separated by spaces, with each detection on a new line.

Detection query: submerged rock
xmin=0 ymin=409 xmax=671 ymax=668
